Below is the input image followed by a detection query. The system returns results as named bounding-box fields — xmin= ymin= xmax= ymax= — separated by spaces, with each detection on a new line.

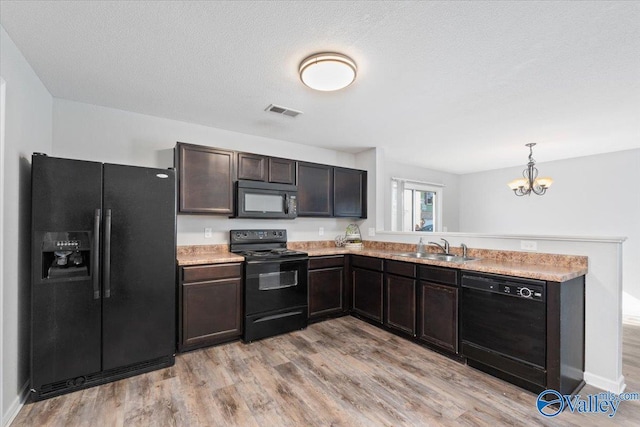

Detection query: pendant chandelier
xmin=507 ymin=143 xmax=553 ymax=196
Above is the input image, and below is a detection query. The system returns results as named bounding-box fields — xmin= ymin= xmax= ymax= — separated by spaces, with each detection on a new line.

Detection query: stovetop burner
xmin=240 ymin=248 xmax=307 ymax=259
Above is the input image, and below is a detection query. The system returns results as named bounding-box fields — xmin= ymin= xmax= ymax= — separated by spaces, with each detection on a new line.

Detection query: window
xmin=391 ymin=178 xmax=443 ymax=232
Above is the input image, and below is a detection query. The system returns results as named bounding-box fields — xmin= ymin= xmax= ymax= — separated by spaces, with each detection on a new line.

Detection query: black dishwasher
xmin=460 ymin=273 xmax=547 ymax=392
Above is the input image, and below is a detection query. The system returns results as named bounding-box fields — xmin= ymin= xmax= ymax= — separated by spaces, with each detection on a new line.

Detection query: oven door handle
xmin=245 ymin=256 xmax=309 ymax=265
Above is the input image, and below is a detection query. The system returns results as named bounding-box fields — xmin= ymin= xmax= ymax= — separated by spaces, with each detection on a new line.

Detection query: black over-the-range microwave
xmin=235 ymin=180 xmax=298 ymax=219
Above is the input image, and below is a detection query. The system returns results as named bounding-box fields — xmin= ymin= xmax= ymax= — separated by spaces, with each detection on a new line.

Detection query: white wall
xmin=52 ymin=99 xmax=363 ymax=245
xmin=1 ymin=25 xmax=53 ymax=425
xmin=459 ymin=149 xmax=640 ymax=318
xmin=383 ymin=158 xmax=460 ymax=232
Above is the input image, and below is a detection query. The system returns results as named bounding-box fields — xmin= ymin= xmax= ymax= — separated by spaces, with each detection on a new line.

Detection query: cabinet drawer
xmin=418 ymin=265 xmax=458 ymax=286
xmin=351 ymin=255 xmax=383 ymax=271
xmin=385 ymin=260 xmax=416 ymax=278
xmin=182 ymin=263 xmax=242 ymax=283
xmin=309 ymin=255 xmax=345 ymax=270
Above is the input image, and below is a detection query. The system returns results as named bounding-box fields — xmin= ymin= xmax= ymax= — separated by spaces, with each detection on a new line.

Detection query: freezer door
xmin=101 ymin=164 xmax=176 ymax=370
xmin=30 ymin=155 xmax=103 ymax=389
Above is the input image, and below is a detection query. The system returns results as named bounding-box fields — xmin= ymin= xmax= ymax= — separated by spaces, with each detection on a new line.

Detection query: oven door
xmin=245 ymin=258 xmax=308 ymax=316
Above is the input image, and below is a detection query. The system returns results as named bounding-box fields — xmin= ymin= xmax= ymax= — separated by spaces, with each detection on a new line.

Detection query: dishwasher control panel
xmin=462 ymin=274 xmax=545 ymax=301
xmin=502 ymin=284 xmax=543 ymax=300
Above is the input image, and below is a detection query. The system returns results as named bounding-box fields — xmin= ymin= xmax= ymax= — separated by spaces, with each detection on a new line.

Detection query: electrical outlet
xmin=318 ymin=227 xmax=324 ymax=236
xmin=204 ymin=227 xmax=212 ymax=238
xmin=521 ymin=240 xmax=537 ymax=251
xmin=368 ymin=227 xmax=376 ymax=237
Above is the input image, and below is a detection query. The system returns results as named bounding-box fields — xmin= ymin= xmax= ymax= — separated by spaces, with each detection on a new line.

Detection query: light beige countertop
xmin=177 ymin=241 xmax=588 ymax=282
xmin=177 ymin=244 xmax=244 ymax=266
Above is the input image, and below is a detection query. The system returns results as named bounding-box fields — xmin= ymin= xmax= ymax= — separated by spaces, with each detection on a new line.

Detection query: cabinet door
xmin=309 ymin=267 xmax=344 ymax=319
xmin=418 ymin=281 xmax=458 ymax=353
xmin=237 ymin=152 xmax=267 ymax=181
xmin=269 ymin=157 xmax=296 ymax=184
xmin=182 ymin=278 xmax=242 ymax=348
xmin=176 ymin=143 xmax=234 ymax=214
xmin=334 ymin=167 xmax=367 ymax=218
xmin=385 ymin=274 xmax=416 ymax=336
xmin=352 ymin=268 xmax=383 ymax=323
xmin=298 ymin=162 xmax=333 ymax=216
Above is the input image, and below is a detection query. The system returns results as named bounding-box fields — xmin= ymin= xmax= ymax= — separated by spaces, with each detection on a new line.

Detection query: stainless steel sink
xmin=394 ymin=252 xmax=479 ymax=263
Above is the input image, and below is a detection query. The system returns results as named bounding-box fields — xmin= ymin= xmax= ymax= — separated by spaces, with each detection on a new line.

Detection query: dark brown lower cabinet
xmin=385 ymin=274 xmax=417 ymax=336
xmin=352 ymin=267 xmax=383 ymax=323
xmin=418 ymin=280 xmax=458 ymax=353
xmin=384 ymin=260 xmax=417 ymax=336
xmin=308 ymin=256 xmax=346 ymax=320
xmin=179 ymin=263 xmax=242 ymax=351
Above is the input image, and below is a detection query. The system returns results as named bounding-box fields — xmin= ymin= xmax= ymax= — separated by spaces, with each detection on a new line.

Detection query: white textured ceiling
xmin=1 ymin=1 xmax=639 ymax=174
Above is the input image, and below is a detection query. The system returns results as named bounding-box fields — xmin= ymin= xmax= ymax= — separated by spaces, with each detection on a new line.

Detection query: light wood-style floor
xmin=12 ymin=316 xmax=640 ymax=426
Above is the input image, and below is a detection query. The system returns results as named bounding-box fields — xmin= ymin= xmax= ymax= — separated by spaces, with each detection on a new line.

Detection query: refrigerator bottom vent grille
xmin=35 ymin=356 xmax=174 ymax=399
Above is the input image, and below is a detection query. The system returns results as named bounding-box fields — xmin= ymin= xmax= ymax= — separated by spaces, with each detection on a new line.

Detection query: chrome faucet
xmin=428 ymin=238 xmax=450 ymax=254
xmin=461 ymin=243 xmax=468 ymax=258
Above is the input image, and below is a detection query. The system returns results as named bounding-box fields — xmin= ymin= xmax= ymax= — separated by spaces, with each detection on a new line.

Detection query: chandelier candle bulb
xmin=508 ymin=178 xmax=528 ymax=190
xmin=535 ymin=177 xmax=554 ymax=188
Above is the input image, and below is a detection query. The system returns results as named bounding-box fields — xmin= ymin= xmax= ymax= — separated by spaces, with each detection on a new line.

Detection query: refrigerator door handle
xmin=92 ymin=209 xmax=101 ymax=299
xmin=103 ymin=209 xmax=112 ymax=298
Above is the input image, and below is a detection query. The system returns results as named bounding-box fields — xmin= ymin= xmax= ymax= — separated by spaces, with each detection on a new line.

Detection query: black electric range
xmin=230 ymin=229 xmax=308 ymax=341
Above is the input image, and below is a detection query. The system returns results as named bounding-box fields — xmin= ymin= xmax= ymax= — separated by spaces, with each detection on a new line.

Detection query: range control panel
xmin=230 ymin=229 xmax=287 ymax=244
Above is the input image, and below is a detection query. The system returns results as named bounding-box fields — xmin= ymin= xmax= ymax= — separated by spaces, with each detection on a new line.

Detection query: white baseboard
xmin=2 ymin=381 xmax=28 ymax=427
xmin=584 ymin=372 xmax=626 ymax=394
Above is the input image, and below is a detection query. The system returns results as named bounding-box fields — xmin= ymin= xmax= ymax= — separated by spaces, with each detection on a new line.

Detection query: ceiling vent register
xmin=265 ymin=104 xmax=303 ymax=118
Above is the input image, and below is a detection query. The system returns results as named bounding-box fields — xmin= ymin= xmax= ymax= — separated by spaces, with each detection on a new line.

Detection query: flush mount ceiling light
xmin=299 ymin=52 xmax=357 ymax=91
xmin=507 ymin=143 xmax=553 ymax=196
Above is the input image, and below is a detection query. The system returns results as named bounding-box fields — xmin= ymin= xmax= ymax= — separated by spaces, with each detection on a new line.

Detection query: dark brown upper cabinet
xmin=176 ymin=143 xmax=235 ymax=214
xmin=334 ymin=167 xmax=367 ymax=218
xmin=237 ymin=153 xmax=296 ymax=185
xmin=237 ymin=152 xmax=267 ymax=181
xmin=297 ymin=162 xmax=333 ymax=216
xmin=176 ymin=142 xmax=365 ymax=217
xmin=269 ymin=157 xmax=296 ymax=185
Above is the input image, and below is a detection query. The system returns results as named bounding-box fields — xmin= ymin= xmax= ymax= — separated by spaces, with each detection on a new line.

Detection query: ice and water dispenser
xmin=40 ymin=232 xmax=91 ymax=280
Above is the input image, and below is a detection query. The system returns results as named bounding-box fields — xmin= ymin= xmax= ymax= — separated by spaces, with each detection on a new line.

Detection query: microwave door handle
xmin=284 ymin=194 xmax=289 ymax=214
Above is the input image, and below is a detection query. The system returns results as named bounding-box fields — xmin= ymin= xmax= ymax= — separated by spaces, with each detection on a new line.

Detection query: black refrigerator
xmin=30 ymin=154 xmax=176 ymax=400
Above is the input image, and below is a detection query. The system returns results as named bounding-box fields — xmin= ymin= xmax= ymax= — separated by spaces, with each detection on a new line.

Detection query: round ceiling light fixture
xmin=299 ymin=52 xmax=357 ymax=91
